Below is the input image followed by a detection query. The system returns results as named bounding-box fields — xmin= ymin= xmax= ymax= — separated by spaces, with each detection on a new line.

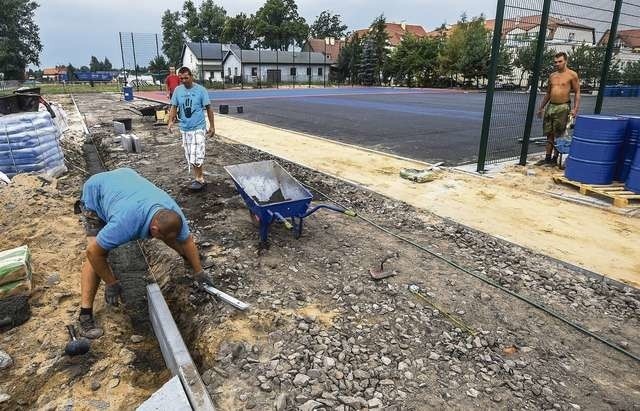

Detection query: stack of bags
xmin=0 ymin=246 xmax=32 ymax=329
xmin=0 ymin=246 xmax=33 ymax=299
xmin=0 ymin=111 xmax=67 ymax=178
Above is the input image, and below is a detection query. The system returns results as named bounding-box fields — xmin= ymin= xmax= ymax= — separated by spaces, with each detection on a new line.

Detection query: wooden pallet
xmin=553 ymin=175 xmax=640 ymax=208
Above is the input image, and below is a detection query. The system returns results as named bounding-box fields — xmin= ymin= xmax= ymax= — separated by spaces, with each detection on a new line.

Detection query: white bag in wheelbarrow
xmin=0 ymin=111 xmax=67 ymax=178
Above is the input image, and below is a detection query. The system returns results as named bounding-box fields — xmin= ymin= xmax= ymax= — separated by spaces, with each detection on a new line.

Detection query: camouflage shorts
xmin=543 ymin=102 xmax=570 ymax=136
xmin=74 ymin=200 xmax=105 ymax=237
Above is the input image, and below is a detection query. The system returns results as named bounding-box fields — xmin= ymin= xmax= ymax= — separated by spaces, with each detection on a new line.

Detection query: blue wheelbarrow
xmin=224 ymin=160 xmax=356 ymax=244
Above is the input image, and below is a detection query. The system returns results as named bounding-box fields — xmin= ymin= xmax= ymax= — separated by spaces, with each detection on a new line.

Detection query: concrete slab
xmin=147 ymin=283 xmax=215 ymax=411
xmin=137 ymin=375 xmax=191 ymax=411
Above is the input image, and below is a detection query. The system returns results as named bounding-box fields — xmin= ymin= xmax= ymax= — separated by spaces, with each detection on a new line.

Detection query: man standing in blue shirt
xmin=75 ymin=168 xmax=211 ymax=338
xmin=168 ymin=66 xmax=216 ymax=191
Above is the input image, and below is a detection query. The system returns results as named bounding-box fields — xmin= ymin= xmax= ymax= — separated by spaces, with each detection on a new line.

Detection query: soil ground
xmin=72 ymin=93 xmax=640 ymax=410
xmin=1 ymin=92 xmax=638 ymax=410
xmin=0 ymin=95 xmax=168 ymax=410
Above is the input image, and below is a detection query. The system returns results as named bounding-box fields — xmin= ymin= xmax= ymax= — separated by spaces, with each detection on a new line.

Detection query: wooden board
xmin=553 ymin=175 xmax=640 ymax=208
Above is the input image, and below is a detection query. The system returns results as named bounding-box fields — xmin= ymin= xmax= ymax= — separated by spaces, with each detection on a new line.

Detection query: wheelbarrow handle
xmin=302 ymin=204 xmax=357 ymax=218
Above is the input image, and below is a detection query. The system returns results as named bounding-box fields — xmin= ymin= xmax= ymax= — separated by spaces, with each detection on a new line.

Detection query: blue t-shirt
xmin=81 ymin=168 xmax=190 ymax=251
xmin=170 ymin=83 xmax=211 ymax=131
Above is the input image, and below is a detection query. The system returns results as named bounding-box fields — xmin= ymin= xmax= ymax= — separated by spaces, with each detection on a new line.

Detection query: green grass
xmin=40 ymin=83 xmax=162 ymax=94
xmin=1 ymin=83 xmax=163 ymax=95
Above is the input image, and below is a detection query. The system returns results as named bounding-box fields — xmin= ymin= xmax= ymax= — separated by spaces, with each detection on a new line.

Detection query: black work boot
xmin=78 ymin=314 xmax=104 ymax=339
xmin=535 ymin=156 xmax=552 ymax=166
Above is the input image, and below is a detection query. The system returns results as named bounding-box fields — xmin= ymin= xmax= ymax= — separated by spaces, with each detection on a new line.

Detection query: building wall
xmin=553 ymin=27 xmax=593 ymax=44
xmin=614 ymin=47 xmax=640 ymax=65
xmin=181 ymin=48 xmax=199 ymax=77
xmin=224 ymin=54 xmax=242 ymax=80
xmin=240 ymin=63 xmax=329 ymax=83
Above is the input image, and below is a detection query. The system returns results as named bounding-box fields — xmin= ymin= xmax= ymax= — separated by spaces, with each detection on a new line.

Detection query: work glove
xmin=193 ymin=270 xmax=214 ymax=287
xmin=105 ymin=281 xmax=125 ymax=306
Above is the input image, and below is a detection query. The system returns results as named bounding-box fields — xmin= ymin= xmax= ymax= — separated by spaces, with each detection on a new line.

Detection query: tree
xmin=254 ymin=0 xmax=309 ymax=50
xmin=161 ymin=10 xmax=185 ymax=66
xmin=459 ymin=17 xmax=491 ymax=86
xmin=223 ymin=13 xmax=256 ymax=49
xmin=103 ymin=57 xmax=113 ymax=71
xmin=438 ymin=19 xmax=465 ymax=85
xmin=513 ymin=39 xmax=556 ymax=87
xmin=66 ymin=63 xmax=76 ymax=81
xmin=198 ymin=0 xmax=227 ymax=42
xmin=622 ymin=61 xmax=640 ymax=85
xmin=367 ymin=15 xmax=390 ymax=85
xmin=336 ymin=32 xmax=362 ymax=83
xmin=182 ymin=0 xmax=204 ymax=41
xmin=496 ymin=43 xmax=513 ymax=78
xmin=89 ymin=56 xmax=101 ymax=71
xmin=148 ymin=55 xmax=169 ymax=72
xmin=0 ymin=0 xmax=42 ymax=79
xmin=359 ymin=37 xmax=378 ymax=86
xmin=568 ymin=44 xmax=619 ymax=88
xmin=310 ymin=10 xmax=348 ymax=39
xmin=387 ymin=35 xmax=440 ymax=87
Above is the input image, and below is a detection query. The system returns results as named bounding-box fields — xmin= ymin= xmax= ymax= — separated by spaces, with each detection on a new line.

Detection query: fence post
xmin=477 ymin=0 xmax=506 ymax=172
xmin=595 ymin=0 xmax=623 ymax=114
xmin=308 ymin=48 xmax=311 ymax=88
xmin=258 ymin=47 xmax=262 ymax=89
xmin=519 ymin=0 xmax=552 ymax=166
xmin=240 ymin=48 xmax=243 ymax=90
xmin=221 ymin=43 xmax=224 ymax=90
xmin=119 ymin=32 xmax=127 ymax=85
xmin=199 ymin=41 xmax=204 ymax=85
xmin=131 ymin=33 xmax=140 ymax=91
xmin=155 ymin=34 xmax=161 ymax=91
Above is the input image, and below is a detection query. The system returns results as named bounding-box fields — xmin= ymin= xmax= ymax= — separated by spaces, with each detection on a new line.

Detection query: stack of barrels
xmin=564 ymin=114 xmax=640 ymax=193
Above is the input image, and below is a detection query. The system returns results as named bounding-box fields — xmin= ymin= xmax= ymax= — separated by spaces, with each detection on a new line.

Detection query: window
xmin=234 ymin=67 xmax=238 ymax=76
xmin=568 ymin=32 xmax=575 ymax=42
xmin=251 ymin=67 xmax=257 ymax=76
xmin=228 ymin=67 xmax=231 ymax=76
xmin=318 ymin=67 xmax=323 ymax=76
xmin=306 ymin=67 xmax=312 ymax=76
xmin=290 ymin=67 xmax=297 ymax=76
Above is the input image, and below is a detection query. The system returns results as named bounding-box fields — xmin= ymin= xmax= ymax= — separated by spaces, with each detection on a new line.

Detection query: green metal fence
xmin=478 ymin=0 xmax=640 ymax=171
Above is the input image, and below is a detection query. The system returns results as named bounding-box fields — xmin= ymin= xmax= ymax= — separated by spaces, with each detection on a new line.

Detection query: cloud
xmin=35 ymin=0 xmax=497 ymax=67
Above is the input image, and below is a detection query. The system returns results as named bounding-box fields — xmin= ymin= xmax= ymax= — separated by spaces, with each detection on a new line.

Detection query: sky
xmin=35 ymin=0 xmax=497 ymax=68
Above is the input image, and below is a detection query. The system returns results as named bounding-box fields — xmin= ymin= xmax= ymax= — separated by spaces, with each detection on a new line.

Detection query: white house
xmin=222 ymin=48 xmax=335 ymax=84
xmin=482 ymin=15 xmax=596 ymax=86
xmin=599 ymin=29 xmax=640 ymax=65
xmin=180 ymin=42 xmax=235 ymax=82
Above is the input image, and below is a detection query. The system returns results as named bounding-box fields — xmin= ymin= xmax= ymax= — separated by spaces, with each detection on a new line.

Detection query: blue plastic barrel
xmin=626 ymin=148 xmax=640 ymax=193
xmin=615 ymin=115 xmax=640 ymax=181
xmin=619 ymin=85 xmax=633 ymax=97
xmin=603 ymin=85 xmax=615 ymax=97
xmin=123 ymin=86 xmax=134 ymax=101
xmin=565 ymin=115 xmax=628 ymax=184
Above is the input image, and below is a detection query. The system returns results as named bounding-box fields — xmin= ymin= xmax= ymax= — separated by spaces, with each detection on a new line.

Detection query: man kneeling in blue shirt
xmin=75 ymin=168 xmax=211 ymax=338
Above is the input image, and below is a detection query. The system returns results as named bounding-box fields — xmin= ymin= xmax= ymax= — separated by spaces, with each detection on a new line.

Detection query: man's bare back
xmin=548 ymin=69 xmax=579 ymax=104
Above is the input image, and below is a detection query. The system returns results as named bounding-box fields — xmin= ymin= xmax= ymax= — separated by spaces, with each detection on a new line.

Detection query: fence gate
xmin=478 ymin=0 xmax=640 ymax=172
